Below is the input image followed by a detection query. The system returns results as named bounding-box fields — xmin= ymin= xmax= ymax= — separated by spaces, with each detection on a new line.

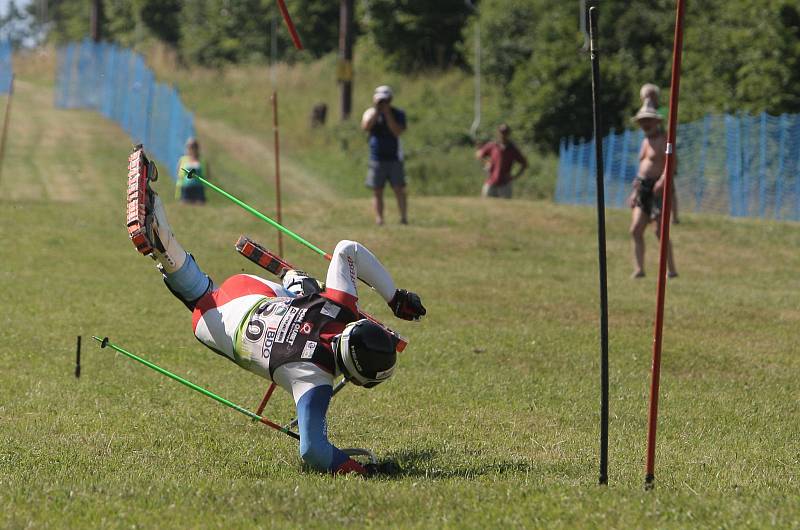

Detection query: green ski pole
xmin=182 ymin=168 xmax=409 ymax=352
xmin=183 ymin=168 xmax=331 ymax=259
xmin=93 ymin=336 xmax=299 ymax=440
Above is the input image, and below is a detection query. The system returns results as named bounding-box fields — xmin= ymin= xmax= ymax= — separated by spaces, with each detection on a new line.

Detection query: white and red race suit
xmin=184 ymin=240 xmax=397 ymax=474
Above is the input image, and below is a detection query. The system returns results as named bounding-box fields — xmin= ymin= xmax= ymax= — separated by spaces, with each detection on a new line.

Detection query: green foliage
xmin=138 ymin=0 xmax=181 ymax=47
xmin=101 ymin=1 xmax=134 ymax=48
xmin=25 ymin=0 xmax=800 ymax=155
xmin=27 ymin=0 xmax=88 ymax=44
xmin=468 ymin=0 xmax=537 ymax=86
xmin=364 ymin=0 xmax=473 ymax=71
xmin=0 ymin=0 xmax=34 ymax=48
xmin=473 ymin=0 xmax=800 ymax=150
xmin=179 ymin=0 xmax=272 ymax=65
xmin=289 ymin=0 xmax=342 ymax=59
xmin=681 ymin=0 xmax=800 ymax=117
xmin=29 ymin=0 xmax=339 ymax=65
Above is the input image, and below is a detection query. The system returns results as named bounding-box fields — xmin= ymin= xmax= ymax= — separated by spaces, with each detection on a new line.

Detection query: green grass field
xmin=1 ymin=51 xmax=799 ymax=529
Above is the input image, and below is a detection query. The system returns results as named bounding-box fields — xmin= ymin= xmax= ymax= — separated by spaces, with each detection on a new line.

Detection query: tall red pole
xmin=645 ymin=0 xmax=686 ymax=489
xmin=271 ymin=91 xmax=284 ymax=256
xmin=255 ymin=383 xmax=276 ymax=416
xmin=276 ymin=0 xmax=303 ymax=50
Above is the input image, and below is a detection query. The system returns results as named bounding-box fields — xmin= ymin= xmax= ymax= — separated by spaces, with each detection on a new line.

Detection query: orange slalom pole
xmin=272 ymin=91 xmax=284 ymax=256
xmin=276 ymin=0 xmax=303 ymax=50
xmin=256 ymin=382 xmax=277 ymax=416
xmin=645 ymin=0 xmax=686 ymax=489
xmin=0 ymin=74 xmax=14 ymax=187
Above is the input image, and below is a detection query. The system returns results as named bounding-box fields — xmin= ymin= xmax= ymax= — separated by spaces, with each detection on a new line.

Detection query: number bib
xmin=235 ymin=294 xmax=356 ymax=379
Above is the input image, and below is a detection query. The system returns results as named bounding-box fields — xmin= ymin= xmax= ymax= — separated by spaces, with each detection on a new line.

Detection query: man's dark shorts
xmin=366 ymin=160 xmax=406 ymax=189
xmin=634 ymin=177 xmax=661 ymax=220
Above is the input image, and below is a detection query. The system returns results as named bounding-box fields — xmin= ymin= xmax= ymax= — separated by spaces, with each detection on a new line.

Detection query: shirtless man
xmin=628 ymin=84 xmax=678 ymax=279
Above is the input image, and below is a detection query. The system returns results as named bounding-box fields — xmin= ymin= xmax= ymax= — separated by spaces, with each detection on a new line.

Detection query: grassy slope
xmin=1 ymin=52 xmax=799 ymax=529
xmin=151 ymin=45 xmax=558 ymax=201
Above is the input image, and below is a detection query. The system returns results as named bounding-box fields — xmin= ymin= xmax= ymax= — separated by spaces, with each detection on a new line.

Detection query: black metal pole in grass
xmin=75 ymin=335 xmax=81 ymax=378
xmin=588 ymin=6 xmax=610 ymax=486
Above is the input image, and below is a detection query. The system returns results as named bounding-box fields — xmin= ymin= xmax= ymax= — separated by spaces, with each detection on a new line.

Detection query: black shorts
xmin=634 ymin=178 xmax=661 ymax=220
xmin=181 ymin=184 xmax=206 ymax=203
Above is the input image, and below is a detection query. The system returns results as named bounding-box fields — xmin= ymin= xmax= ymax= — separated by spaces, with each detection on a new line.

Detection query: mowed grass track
xmin=2 ymin=62 xmax=800 ymax=529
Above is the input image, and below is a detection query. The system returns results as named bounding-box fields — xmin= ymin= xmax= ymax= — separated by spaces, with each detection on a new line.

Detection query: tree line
xmin=13 ymin=0 xmax=800 ymax=151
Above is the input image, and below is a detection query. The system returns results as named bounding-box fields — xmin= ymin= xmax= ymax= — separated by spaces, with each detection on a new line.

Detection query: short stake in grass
xmin=75 ymin=335 xmax=81 ymax=378
xmin=93 ymin=336 xmax=299 ymax=441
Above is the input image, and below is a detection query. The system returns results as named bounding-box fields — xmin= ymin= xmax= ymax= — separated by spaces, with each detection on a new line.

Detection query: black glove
xmin=388 ymin=289 xmax=426 ymax=321
xmin=364 ymin=460 xmax=402 ymax=477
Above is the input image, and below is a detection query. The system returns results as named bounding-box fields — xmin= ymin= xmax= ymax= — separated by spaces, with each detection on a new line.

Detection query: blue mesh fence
xmin=557 ymin=112 xmax=800 ymax=221
xmin=55 ymin=39 xmax=194 ymax=179
xmin=0 ymin=40 xmax=12 ymax=94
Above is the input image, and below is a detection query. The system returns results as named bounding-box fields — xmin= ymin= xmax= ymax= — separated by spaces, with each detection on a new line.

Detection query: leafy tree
xmin=681 ymin=0 xmax=800 ymax=117
xmin=29 ymin=0 xmax=339 ymax=65
xmin=26 ymin=0 xmax=89 ymax=45
xmin=138 ymin=0 xmax=182 ymax=47
xmin=472 ymin=0 xmax=800 ymax=150
xmin=364 ymin=0 xmax=473 ymax=71
xmin=0 ymin=0 xmax=33 ymax=49
xmin=467 ymin=0 xmax=537 ymax=86
xmin=503 ymin=2 xmax=625 ymax=149
xmin=180 ymin=0 xmax=272 ymax=65
xmin=289 ymin=0 xmax=342 ymax=59
xmin=23 ymin=0 xmax=800 ymax=148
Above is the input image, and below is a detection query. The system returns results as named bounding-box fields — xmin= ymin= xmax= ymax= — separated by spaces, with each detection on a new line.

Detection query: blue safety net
xmin=0 ymin=40 xmax=12 ymax=94
xmin=55 ymin=39 xmax=194 ymax=179
xmin=557 ymin=112 xmax=800 ymax=221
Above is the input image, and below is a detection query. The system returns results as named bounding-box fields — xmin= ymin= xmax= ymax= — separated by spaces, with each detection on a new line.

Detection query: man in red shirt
xmin=475 ymin=124 xmax=528 ymax=199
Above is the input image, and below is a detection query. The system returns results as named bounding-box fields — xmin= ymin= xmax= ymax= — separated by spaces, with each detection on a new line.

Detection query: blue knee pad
xmin=162 ymin=254 xmax=212 ymax=309
xmin=296 ymin=385 xmax=349 ymax=472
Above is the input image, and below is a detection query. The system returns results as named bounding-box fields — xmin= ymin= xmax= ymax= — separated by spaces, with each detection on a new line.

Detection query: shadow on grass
xmin=373 ymin=448 xmax=535 ymax=480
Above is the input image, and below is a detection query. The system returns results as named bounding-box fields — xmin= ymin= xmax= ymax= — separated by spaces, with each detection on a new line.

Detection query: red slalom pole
xmin=645 ymin=0 xmax=686 ymax=489
xmin=276 ymin=0 xmax=304 ymax=50
xmin=271 ymin=91 xmax=284 ymax=256
xmin=256 ymin=383 xmax=277 ymax=416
